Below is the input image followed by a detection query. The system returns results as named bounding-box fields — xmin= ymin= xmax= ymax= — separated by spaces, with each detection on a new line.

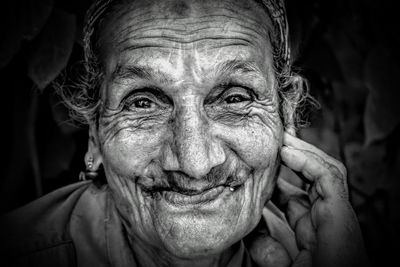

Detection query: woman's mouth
xmin=138 ymin=171 xmax=248 ymax=206
xmin=160 ymin=184 xmax=243 ymax=205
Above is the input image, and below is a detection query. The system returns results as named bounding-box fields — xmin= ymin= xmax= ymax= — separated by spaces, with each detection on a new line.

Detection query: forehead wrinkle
xmin=115 ymin=20 xmax=269 ymax=54
xmin=117 ymin=22 xmax=264 ymax=45
xmin=115 ymin=13 xmax=268 ymax=39
xmin=100 ymin=1 xmax=276 ymax=86
xmin=118 ymin=38 xmax=254 ymax=53
xmin=98 ymin=0 xmax=276 ymax=64
xmin=103 ymin=1 xmax=272 ymax=48
xmin=114 ymin=15 xmax=268 ymax=46
xmin=116 ymin=23 xmax=266 ymax=53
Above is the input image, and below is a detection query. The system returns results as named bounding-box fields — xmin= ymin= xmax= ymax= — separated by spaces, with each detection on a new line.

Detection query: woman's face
xmin=93 ymin=0 xmax=283 ymax=259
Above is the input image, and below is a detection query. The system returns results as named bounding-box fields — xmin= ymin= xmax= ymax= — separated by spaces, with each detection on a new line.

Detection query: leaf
xmin=325 ymin=28 xmax=364 ymax=88
xmin=344 ymin=142 xmax=386 ymax=196
xmin=0 ymin=0 xmax=54 ymax=69
xmin=364 ymin=45 xmax=400 ymax=145
xmin=332 ymin=81 xmax=367 ymax=143
xmin=22 ymin=0 xmax=54 ymax=41
xmin=0 ymin=1 xmax=24 ymax=68
xmin=28 ymin=8 xmax=76 ymax=90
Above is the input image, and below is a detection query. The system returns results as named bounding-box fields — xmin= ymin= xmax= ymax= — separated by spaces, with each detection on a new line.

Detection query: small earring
xmin=87 ymin=157 xmax=94 ymax=170
xmin=79 ymin=156 xmax=98 ymax=181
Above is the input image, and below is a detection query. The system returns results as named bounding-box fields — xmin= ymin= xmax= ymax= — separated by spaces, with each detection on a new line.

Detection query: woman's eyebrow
xmin=111 ymin=64 xmax=172 ymax=84
xmin=213 ymin=59 xmax=269 ymax=93
xmin=216 ymin=59 xmax=263 ymax=77
xmin=109 ymin=60 xmax=267 ymax=89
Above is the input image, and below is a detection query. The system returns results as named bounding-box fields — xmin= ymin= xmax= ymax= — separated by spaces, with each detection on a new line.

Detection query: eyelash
xmin=120 ymin=85 xmax=254 ymax=111
xmin=120 ymin=86 xmax=172 ymax=111
xmin=123 ymin=95 xmax=157 ymax=111
xmin=219 ymin=87 xmax=254 ymax=105
xmin=224 ymin=93 xmax=251 ymax=104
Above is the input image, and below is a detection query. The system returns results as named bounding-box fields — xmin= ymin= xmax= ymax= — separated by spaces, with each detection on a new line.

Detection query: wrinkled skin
xmin=87 ymin=0 xmax=367 ymax=266
xmin=90 ymin=0 xmax=282 ymax=266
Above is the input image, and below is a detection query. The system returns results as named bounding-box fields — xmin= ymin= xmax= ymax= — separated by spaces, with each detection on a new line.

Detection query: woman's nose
xmin=162 ymin=99 xmax=226 ymax=179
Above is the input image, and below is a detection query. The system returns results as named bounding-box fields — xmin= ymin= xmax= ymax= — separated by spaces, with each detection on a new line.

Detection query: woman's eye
xmin=134 ymin=98 xmax=153 ymax=109
xmin=225 ymin=94 xmax=250 ymax=104
xmin=123 ymin=96 xmax=157 ymax=110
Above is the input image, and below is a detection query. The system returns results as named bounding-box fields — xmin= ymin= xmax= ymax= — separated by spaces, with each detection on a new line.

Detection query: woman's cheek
xmin=101 ymin=128 xmax=166 ymax=176
xmin=244 ymin=128 xmax=278 ymax=166
xmin=209 ymin=102 xmax=282 ymax=169
xmin=215 ymin=122 xmax=281 ymax=170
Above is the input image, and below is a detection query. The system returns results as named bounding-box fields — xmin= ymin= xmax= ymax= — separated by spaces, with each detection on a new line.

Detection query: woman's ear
xmin=84 ymin=125 xmax=103 ymax=171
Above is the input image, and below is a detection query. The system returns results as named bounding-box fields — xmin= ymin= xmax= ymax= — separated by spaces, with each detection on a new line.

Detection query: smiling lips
xmin=139 ymin=168 xmax=249 ymax=205
xmin=161 ymin=185 xmax=236 ymax=205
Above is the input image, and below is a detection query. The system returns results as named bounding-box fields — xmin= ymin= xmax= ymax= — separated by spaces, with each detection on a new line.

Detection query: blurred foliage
xmin=0 ymin=0 xmax=399 ymax=266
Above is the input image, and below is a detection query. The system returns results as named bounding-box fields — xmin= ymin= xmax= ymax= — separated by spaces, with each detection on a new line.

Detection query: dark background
xmin=0 ymin=0 xmax=399 ymax=266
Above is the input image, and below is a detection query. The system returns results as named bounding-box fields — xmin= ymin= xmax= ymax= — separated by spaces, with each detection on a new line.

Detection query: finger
xmin=281 ymin=146 xmax=347 ymax=200
xmin=278 ymin=164 xmax=307 ymax=189
xmin=283 ymin=132 xmax=347 ymax=178
xmin=292 ymin=250 xmax=312 ymax=267
xmin=277 ymin=178 xmax=310 ymax=229
xmin=303 ymin=149 xmax=349 ymax=198
xmin=277 ymin=177 xmax=308 ymax=205
xmin=287 ymin=198 xmax=309 ymax=230
xmin=248 ymin=234 xmax=291 ymax=267
xmin=295 ymin=212 xmax=316 ymax=251
xmin=277 ymin=184 xmax=316 ymax=253
xmin=308 ymin=183 xmax=319 ymax=204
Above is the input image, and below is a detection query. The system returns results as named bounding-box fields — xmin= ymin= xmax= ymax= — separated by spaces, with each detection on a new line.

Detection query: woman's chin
xmin=147 ymin=182 xmax=259 ymax=259
xmin=159 ymin=233 xmax=236 ymax=260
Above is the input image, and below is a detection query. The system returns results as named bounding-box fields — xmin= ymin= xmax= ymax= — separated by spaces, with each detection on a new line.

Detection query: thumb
xmin=248 ymin=233 xmax=291 ymax=267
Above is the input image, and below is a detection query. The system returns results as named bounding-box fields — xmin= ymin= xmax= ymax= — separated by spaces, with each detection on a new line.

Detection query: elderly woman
xmin=1 ymin=0 xmax=367 ymax=266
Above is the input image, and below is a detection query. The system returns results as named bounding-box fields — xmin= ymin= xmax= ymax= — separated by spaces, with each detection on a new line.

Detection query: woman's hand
xmin=276 ymin=132 xmax=368 ymax=267
xmin=248 ymin=132 xmax=368 ymax=266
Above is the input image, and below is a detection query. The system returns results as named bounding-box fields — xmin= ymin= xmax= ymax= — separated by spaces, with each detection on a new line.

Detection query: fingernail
xmin=281 ymin=146 xmax=292 ymax=154
xmin=282 ymin=145 xmax=294 ymax=150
